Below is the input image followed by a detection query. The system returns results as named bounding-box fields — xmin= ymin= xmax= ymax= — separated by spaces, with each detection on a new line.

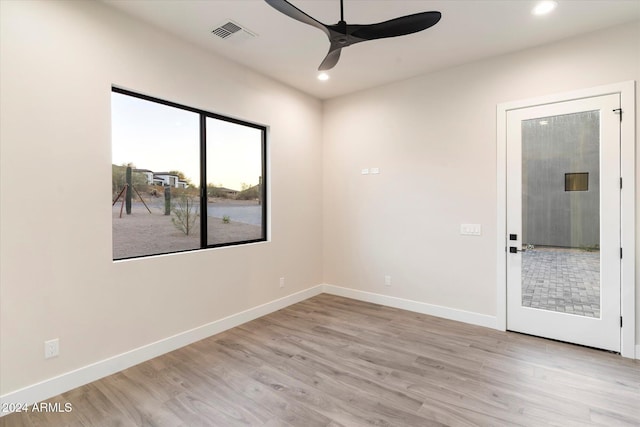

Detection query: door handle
xmin=509 ymin=246 xmax=526 ymax=254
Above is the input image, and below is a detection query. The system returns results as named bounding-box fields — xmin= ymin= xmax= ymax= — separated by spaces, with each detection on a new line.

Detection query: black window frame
xmin=112 ymin=87 xmax=268 ymax=260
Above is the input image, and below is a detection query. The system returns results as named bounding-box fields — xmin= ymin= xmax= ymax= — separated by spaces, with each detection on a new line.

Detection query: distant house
xmin=133 ymin=169 xmax=154 ymax=185
xmin=129 ymin=169 xmax=190 ymax=188
xmin=209 ymin=186 xmax=238 ymax=198
xmin=153 ymin=172 xmax=180 ymax=188
xmin=153 ymin=172 xmax=181 ymax=188
xmin=218 ymin=187 xmax=237 ymax=197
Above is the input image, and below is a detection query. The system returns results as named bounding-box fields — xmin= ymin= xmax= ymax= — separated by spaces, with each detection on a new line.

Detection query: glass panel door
xmin=521 ymin=111 xmax=601 ymax=318
xmin=506 ymin=94 xmax=620 ymax=352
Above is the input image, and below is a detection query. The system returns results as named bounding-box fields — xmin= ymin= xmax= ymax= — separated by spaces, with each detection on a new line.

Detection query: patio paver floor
xmin=521 ymin=247 xmax=600 ymax=318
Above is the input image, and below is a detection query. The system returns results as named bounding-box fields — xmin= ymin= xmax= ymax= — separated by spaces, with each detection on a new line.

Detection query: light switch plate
xmin=370 ymin=167 xmax=380 ymax=174
xmin=460 ymin=224 xmax=481 ymax=236
xmin=361 ymin=168 xmax=369 ymax=175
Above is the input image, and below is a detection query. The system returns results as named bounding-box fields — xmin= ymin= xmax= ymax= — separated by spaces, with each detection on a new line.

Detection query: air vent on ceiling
xmin=212 ymin=20 xmax=257 ymax=43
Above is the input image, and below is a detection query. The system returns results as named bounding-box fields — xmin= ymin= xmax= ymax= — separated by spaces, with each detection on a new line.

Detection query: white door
xmin=506 ymin=94 xmax=621 ymax=352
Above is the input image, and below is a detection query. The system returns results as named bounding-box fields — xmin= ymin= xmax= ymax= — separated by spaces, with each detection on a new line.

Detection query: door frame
xmin=496 ymin=81 xmax=636 ymax=358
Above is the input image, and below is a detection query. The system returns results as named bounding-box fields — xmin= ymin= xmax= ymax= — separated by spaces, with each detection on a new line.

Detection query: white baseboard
xmin=0 ymin=284 xmax=324 ymax=416
xmin=2 ymin=281 xmax=633 ymax=417
xmin=635 ymin=345 xmax=640 ymax=360
xmin=0 ymin=283 xmax=515 ymax=416
xmin=322 ymin=284 xmax=499 ymax=330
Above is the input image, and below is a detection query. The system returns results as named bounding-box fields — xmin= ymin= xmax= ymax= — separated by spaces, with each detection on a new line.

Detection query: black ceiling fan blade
xmin=264 ymin=0 xmax=330 ymax=37
xmin=264 ymin=1 xmax=442 ymax=71
xmin=351 ymin=11 xmax=441 ymax=41
xmin=318 ymin=45 xmax=342 ymax=71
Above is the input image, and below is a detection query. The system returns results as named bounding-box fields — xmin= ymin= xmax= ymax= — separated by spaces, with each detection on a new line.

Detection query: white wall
xmin=0 ymin=0 xmax=323 ymax=396
xmin=322 ymin=22 xmax=639 ymax=334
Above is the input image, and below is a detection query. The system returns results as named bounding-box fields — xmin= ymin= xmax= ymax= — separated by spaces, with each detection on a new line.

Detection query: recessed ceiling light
xmin=317 ymin=72 xmax=330 ymax=81
xmin=532 ymin=1 xmax=558 ymax=15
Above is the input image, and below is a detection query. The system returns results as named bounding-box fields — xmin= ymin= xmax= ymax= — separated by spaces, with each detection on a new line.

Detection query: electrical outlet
xmin=279 ymin=277 xmax=285 ymax=288
xmin=384 ymin=275 xmax=392 ymax=286
xmin=44 ymin=339 xmax=59 ymax=359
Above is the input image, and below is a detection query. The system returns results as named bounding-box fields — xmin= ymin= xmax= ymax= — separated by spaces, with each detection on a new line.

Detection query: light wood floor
xmin=2 ymin=294 xmax=639 ymax=426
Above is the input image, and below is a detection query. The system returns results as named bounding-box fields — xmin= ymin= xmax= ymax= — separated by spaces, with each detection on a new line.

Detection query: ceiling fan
xmin=264 ymin=0 xmax=442 ymax=71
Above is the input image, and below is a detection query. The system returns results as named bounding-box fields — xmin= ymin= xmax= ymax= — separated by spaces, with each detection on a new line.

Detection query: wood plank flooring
xmin=2 ymin=294 xmax=639 ymax=426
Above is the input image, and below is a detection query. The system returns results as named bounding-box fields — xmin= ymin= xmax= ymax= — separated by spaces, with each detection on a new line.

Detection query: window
xmin=565 ymin=172 xmax=589 ymax=191
xmin=111 ymin=88 xmax=267 ymax=260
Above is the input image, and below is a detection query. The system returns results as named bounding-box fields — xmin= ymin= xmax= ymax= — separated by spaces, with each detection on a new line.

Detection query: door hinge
xmin=613 ymin=108 xmax=622 ymax=121
xmin=620 ymin=248 xmax=623 ymax=259
xmin=620 ymin=316 xmax=623 ymax=328
xmin=620 ymin=177 xmax=623 ymax=189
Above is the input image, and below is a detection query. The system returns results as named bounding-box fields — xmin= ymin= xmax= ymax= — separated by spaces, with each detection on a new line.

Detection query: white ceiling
xmin=103 ymin=0 xmax=640 ymax=100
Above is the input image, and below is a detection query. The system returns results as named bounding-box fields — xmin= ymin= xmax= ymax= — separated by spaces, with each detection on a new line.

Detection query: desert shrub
xmin=236 ymin=185 xmax=259 ymax=200
xmin=171 ymin=194 xmax=198 ymax=235
xmin=207 ymin=185 xmax=234 ymax=199
xmin=173 ymin=186 xmax=199 ymax=199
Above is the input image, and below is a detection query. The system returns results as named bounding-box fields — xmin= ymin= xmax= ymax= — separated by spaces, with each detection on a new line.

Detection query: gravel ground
xmin=112 ymin=200 xmax=262 ymax=260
